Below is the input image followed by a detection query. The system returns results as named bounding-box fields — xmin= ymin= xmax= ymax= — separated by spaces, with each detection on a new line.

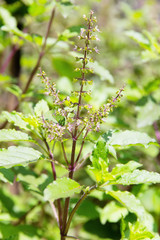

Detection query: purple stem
xmin=0 ymin=45 xmax=19 ymax=74
xmin=153 ymin=122 xmax=160 ymax=144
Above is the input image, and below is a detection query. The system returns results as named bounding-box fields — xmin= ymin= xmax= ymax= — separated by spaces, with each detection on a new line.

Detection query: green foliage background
xmin=0 ymin=0 xmax=160 ymax=239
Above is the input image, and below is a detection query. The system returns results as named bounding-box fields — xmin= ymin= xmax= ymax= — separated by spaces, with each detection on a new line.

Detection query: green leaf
xmin=44 ymin=177 xmax=83 ymax=201
xmin=111 ymin=161 xmax=142 ymax=178
xmin=99 ymin=201 xmax=128 ymax=224
xmin=129 ymin=221 xmax=160 ymax=240
xmin=2 ymin=111 xmax=41 ymax=131
xmin=1 ymin=26 xmax=32 ymax=43
xmin=22 ymin=115 xmax=41 ymax=129
xmin=6 ymin=85 xmax=22 ymax=99
xmin=0 ymin=7 xmax=17 ymax=29
xmin=34 ymin=99 xmax=49 ymax=117
xmin=141 ymin=49 xmax=160 ymax=62
xmin=0 ymin=74 xmax=12 ymax=82
xmin=0 ymin=222 xmax=39 ymax=239
xmin=2 ymin=111 xmax=29 ymax=130
xmin=107 ymin=190 xmax=154 ymax=230
xmin=125 ymin=30 xmax=149 ymax=47
xmin=0 ymin=168 xmax=14 ymax=183
xmin=88 ymin=61 xmax=114 ymax=83
xmin=0 ymin=129 xmax=32 ymax=142
xmin=91 ymin=140 xmax=109 ymax=167
xmin=88 ymin=161 xmax=114 ymax=183
xmin=17 ymin=173 xmax=51 ymax=194
xmin=113 ymin=169 xmax=160 ymax=185
xmin=0 ymin=146 xmax=42 ymax=168
xmin=107 ymin=145 xmax=117 ymax=159
xmin=57 ymin=76 xmax=73 ymax=94
xmin=88 ymin=140 xmax=111 ymax=183
xmin=136 ymin=100 xmax=160 ymax=128
xmin=103 ymin=130 xmax=156 ymax=148
xmin=58 ymin=29 xmax=78 ymax=42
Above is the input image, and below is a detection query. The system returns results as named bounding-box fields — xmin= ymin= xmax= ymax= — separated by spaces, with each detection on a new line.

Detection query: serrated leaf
xmin=34 ymin=99 xmax=49 ymax=117
xmin=129 ymin=221 xmax=157 ymax=240
xmin=99 ymin=201 xmax=128 ymax=224
xmin=44 ymin=177 xmax=83 ymax=201
xmin=22 ymin=115 xmax=40 ymax=129
xmin=107 ymin=190 xmax=154 ymax=230
xmin=2 ymin=111 xmax=29 ymax=130
xmin=0 ymin=146 xmax=42 ymax=168
xmin=0 ymin=129 xmax=32 ymax=142
xmin=113 ymin=169 xmax=160 ymax=185
xmin=91 ymin=140 xmax=109 ymax=167
xmin=88 ymin=164 xmax=114 ymax=183
xmin=111 ymin=161 xmax=142 ymax=178
xmin=103 ymin=130 xmax=156 ymax=148
xmin=89 ymin=141 xmax=111 ymax=183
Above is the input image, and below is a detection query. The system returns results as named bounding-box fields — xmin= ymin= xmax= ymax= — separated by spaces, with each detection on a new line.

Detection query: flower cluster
xmin=84 ymin=87 xmax=125 ymax=131
xmin=38 ymin=69 xmax=61 ymax=106
xmin=38 ymin=11 xmax=124 ymax=142
xmin=73 ymin=10 xmax=100 ymax=88
xmin=42 ymin=117 xmax=66 ymax=141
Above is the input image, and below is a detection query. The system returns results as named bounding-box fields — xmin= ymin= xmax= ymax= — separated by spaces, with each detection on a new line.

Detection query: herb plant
xmin=0 ymin=9 xmax=160 ymax=240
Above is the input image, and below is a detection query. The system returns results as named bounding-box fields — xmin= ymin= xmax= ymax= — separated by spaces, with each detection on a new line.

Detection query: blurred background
xmin=0 ymin=0 xmax=160 ymax=239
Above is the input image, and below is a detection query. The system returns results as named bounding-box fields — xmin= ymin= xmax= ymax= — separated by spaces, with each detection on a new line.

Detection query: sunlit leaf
xmin=0 ymin=129 xmax=32 ymax=142
xmin=136 ymin=100 xmax=160 ymax=128
xmin=99 ymin=201 xmax=128 ymax=224
xmin=0 ymin=7 xmax=17 ymax=29
xmin=0 ymin=146 xmax=42 ymax=168
xmin=107 ymin=190 xmax=154 ymax=230
xmin=88 ymin=140 xmax=111 ymax=183
xmin=129 ymin=221 xmax=160 ymax=240
xmin=34 ymin=99 xmax=49 ymax=117
xmin=44 ymin=177 xmax=83 ymax=201
xmin=113 ymin=169 xmax=160 ymax=185
xmin=91 ymin=141 xmax=109 ymax=168
xmin=2 ymin=111 xmax=29 ymax=130
xmin=103 ymin=130 xmax=156 ymax=148
xmin=111 ymin=161 xmax=142 ymax=178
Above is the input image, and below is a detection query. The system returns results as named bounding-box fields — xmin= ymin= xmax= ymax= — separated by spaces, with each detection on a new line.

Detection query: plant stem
xmin=0 ymin=45 xmax=19 ymax=74
xmin=61 ymin=14 xmax=93 ymax=239
xmin=75 ymin=130 xmax=89 ymax=165
xmin=43 ymin=137 xmax=63 ymax=231
xmin=61 ymin=142 xmax=69 ymax=166
xmin=49 ymin=201 xmax=59 ymax=225
xmin=153 ymin=122 xmax=160 ymax=144
xmin=63 ymin=185 xmax=96 ymax=236
xmin=22 ymin=7 xmax=56 ymax=95
xmin=75 ymin=151 xmax=92 ymax=171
